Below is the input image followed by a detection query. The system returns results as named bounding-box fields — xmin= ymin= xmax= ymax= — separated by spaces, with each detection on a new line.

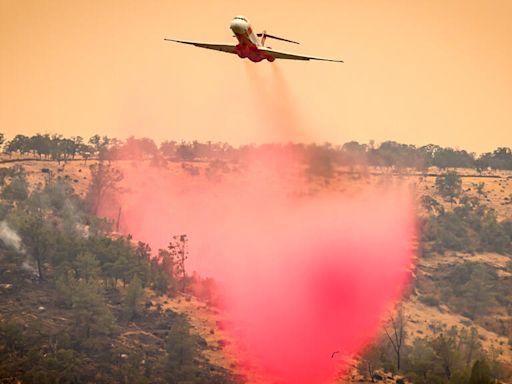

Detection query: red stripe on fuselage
xmin=232 ymin=22 xmax=271 ymax=62
xmin=234 ymin=32 xmax=254 ymax=47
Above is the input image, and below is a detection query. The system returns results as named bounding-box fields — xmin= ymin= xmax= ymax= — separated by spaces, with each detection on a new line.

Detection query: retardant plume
xmin=101 ymin=155 xmax=416 ymax=384
xmin=244 ymin=62 xmax=313 ymax=143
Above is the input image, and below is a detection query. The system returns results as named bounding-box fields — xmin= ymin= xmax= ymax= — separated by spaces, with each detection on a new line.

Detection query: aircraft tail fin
xmin=257 ymin=31 xmax=299 ymax=46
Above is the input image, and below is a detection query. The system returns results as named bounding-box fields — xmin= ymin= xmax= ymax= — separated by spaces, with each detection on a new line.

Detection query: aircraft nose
xmin=230 ymin=19 xmax=248 ymax=34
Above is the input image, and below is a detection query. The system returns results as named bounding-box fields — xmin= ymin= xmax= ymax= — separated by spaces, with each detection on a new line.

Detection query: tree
xmin=433 ymin=148 xmax=475 ymax=169
xmin=1 ymin=175 xmax=29 ymax=201
xmin=307 ymin=144 xmax=334 ymax=179
xmin=59 ymin=137 xmax=78 ymax=161
xmin=459 ymin=327 xmax=481 ymax=368
xmin=435 ymin=171 xmax=462 ymax=206
xmin=71 ymin=279 xmax=115 ymax=347
xmin=160 ymin=140 xmax=177 ymax=159
xmin=372 ymin=141 xmax=421 ymax=170
xmin=151 ymin=248 xmax=175 ymax=295
xmin=117 ymin=137 xmax=158 ymax=160
xmin=4 ymin=134 xmax=30 ymax=155
xmin=358 ymin=344 xmax=382 ymax=382
xmin=406 ymin=338 xmax=438 ymax=384
xmin=446 ymin=262 xmax=498 ymax=319
xmin=49 ymin=134 xmax=65 ymax=163
xmin=430 ymin=329 xmax=461 ymax=381
xmin=16 ymin=211 xmax=54 ymax=281
xmin=88 ymin=134 xmax=111 ymax=159
xmin=0 ymin=321 xmax=23 ymax=352
xmin=477 ymin=147 xmax=512 ymax=170
xmin=384 ymin=306 xmax=407 ymax=372
xmin=421 ymin=195 xmax=444 ymax=216
xmin=163 ymin=314 xmax=200 ymax=384
xmin=341 ymin=141 xmax=367 ymax=166
xmin=123 ymin=275 xmax=144 ymax=321
xmin=30 ymin=134 xmax=52 ymax=158
xmin=169 ymin=235 xmax=188 ymax=293
xmin=469 ymin=360 xmax=492 ymax=384
xmin=473 ymin=182 xmax=486 ymax=197
xmin=128 ymin=241 xmax=151 ymax=287
xmin=176 ymin=142 xmax=195 ymax=161
xmin=85 ymin=162 xmax=123 ymax=214
xmin=74 ymin=252 xmax=100 ymax=282
xmin=78 ymin=143 xmax=94 ymax=164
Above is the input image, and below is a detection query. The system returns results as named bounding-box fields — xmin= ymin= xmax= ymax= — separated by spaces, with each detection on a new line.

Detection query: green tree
xmin=16 ymin=211 xmax=54 ymax=280
xmin=30 ymin=134 xmax=52 ymax=158
xmin=473 ymin=182 xmax=486 ymax=197
xmin=406 ymin=338 xmax=437 ymax=384
xmin=71 ymin=279 xmax=115 ymax=347
xmin=88 ymin=134 xmax=111 ymax=159
xmin=435 ymin=171 xmax=462 ymax=206
xmin=4 ymin=134 xmax=30 ymax=155
xmin=150 ymin=249 xmax=174 ymax=295
xmin=55 ymin=269 xmax=76 ymax=308
xmin=421 ymin=195 xmax=445 ymax=216
xmin=469 ymin=360 xmax=492 ymax=384
xmin=75 ymin=252 xmax=100 ymax=282
xmin=163 ymin=315 xmax=200 ymax=384
xmin=1 ymin=175 xmax=29 ymax=201
xmin=0 ymin=320 xmax=23 ymax=352
xmin=430 ymin=329 xmax=462 ymax=381
xmin=123 ymin=275 xmax=144 ymax=321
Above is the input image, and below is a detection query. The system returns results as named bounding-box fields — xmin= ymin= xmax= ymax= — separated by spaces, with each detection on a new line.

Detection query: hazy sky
xmin=1 ymin=0 xmax=511 ymax=153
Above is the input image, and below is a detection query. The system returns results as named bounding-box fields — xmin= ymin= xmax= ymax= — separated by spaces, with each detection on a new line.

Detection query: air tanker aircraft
xmin=165 ymin=15 xmax=343 ymax=63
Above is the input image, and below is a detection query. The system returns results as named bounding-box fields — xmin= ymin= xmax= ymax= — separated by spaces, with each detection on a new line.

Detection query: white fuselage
xmin=229 ymin=16 xmax=274 ymax=62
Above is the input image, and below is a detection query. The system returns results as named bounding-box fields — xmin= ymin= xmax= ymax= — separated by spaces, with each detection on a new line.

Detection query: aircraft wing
xmin=259 ymin=47 xmax=343 ymax=63
xmin=164 ymin=38 xmax=237 ymax=55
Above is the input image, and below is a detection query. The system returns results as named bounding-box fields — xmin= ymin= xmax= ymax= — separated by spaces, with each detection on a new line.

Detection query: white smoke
xmin=0 ymin=220 xmax=37 ymax=275
xmin=0 ymin=220 xmax=23 ymax=252
xmin=21 ymin=260 xmax=38 ymax=275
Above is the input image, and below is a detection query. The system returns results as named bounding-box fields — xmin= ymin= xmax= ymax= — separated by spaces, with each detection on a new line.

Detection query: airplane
xmin=164 ymin=15 xmax=343 ymax=63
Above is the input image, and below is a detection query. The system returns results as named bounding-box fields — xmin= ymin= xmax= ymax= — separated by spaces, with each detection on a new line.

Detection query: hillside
xmin=0 ymin=154 xmax=511 ymax=384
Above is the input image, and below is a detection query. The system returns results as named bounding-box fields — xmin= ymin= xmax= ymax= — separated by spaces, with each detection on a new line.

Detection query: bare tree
xmin=384 ymin=306 xmax=407 ymax=372
xmin=358 ymin=344 xmax=381 ymax=382
xmin=168 ymin=235 xmax=188 ymax=293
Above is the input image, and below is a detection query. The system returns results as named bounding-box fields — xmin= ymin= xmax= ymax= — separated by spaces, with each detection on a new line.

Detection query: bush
xmin=1 ymin=175 xmax=29 ymax=201
xmin=420 ymin=295 xmax=439 ymax=307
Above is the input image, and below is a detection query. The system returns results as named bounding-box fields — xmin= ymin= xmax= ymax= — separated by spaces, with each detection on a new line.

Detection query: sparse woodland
xmin=0 ymin=142 xmax=234 ymax=383
xmin=0 ymin=133 xmax=511 ymax=383
xmin=1 ymin=133 xmax=512 ymax=171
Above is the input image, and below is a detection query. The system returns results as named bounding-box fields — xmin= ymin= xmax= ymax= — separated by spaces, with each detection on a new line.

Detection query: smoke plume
xmin=0 ymin=220 xmax=23 ymax=252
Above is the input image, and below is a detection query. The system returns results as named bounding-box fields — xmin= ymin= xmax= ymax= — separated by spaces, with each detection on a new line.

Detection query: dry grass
xmin=1 ymin=158 xmax=511 ymax=380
